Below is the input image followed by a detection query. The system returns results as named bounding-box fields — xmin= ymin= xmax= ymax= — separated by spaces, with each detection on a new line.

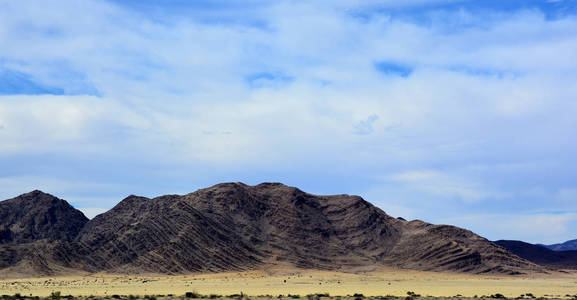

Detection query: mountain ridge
xmin=0 ymin=183 xmax=545 ymax=277
xmin=541 ymin=239 xmax=577 ymax=251
xmin=494 ymin=240 xmax=577 ymax=270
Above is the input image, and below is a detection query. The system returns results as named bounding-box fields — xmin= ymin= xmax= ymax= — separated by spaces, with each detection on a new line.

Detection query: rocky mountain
xmin=0 ymin=191 xmax=90 ymax=276
xmin=0 ymin=183 xmax=545 ymax=276
xmin=76 ymin=194 xmax=262 ymax=273
xmin=495 ymin=240 xmax=577 ymax=269
xmin=543 ymin=239 xmax=577 ymax=251
xmin=0 ymin=190 xmax=88 ymax=244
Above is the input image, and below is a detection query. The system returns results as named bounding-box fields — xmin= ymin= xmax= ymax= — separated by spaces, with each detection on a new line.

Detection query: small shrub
xmin=50 ymin=292 xmax=61 ymax=300
xmin=490 ymin=294 xmax=506 ymax=299
xmin=353 ymin=294 xmax=364 ymax=300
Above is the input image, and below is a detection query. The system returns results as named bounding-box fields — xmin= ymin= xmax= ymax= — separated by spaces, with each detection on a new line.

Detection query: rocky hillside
xmin=0 ymin=183 xmax=545 ymax=276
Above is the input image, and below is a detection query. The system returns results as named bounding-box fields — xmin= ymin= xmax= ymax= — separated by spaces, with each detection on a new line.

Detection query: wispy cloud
xmin=389 ymin=170 xmax=495 ymax=203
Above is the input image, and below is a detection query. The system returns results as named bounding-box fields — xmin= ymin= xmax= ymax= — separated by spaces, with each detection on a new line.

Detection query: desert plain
xmin=1 ymin=267 xmax=576 ymax=298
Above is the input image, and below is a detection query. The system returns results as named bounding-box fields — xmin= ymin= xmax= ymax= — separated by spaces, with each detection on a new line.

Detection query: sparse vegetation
xmin=0 ymin=292 xmax=572 ymax=300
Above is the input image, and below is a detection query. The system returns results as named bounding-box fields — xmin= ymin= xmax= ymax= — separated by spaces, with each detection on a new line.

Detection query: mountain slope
xmin=495 ymin=240 xmax=577 ymax=269
xmin=385 ymin=221 xmax=537 ymax=274
xmin=0 ymin=183 xmax=546 ymax=276
xmin=76 ymin=194 xmax=263 ymax=273
xmin=182 ymin=183 xmax=540 ymax=274
xmin=181 ymin=183 xmax=404 ymax=270
xmin=544 ymin=239 xmax=577 ymax=251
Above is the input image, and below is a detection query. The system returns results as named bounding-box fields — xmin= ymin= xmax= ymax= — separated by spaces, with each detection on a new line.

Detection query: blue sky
xmin=1 ymin=0 xmax=576 ymax=244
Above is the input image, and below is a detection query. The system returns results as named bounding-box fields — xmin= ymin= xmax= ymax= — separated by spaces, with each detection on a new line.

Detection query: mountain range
xmin=0 ymin=183 xmax=559 ymax=277
xmin=541 ymin=239 xmax=577 ymax=251
xmin=494 ymin=240 xmax=577 ymax=270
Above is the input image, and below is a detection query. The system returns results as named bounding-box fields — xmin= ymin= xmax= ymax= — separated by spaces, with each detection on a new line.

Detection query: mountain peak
xmin=0 ymin=191 xmax=88 ymax=244
xmin=19 ymin=189 xmax=56 ymax=199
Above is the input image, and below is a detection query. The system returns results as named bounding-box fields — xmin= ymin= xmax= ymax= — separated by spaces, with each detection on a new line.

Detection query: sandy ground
xmin=1 ymin=268 xmax=576 ymax=298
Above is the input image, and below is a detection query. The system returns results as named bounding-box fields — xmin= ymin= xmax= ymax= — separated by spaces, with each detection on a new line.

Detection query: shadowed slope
xmin=543 ymin=239 xmax=577 ymax=251
xmin=495 ymin=240 xmax=577 ymax=270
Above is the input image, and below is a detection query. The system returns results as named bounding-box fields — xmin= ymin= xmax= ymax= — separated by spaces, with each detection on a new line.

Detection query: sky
xmin=0 ymin=0 xmax=576 ymax=244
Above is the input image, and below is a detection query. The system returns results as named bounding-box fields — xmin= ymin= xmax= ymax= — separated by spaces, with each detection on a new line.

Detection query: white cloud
xmin=0 ymin=0 xmax=576 ymax=242
xmin=439 ymin=213 xmax=577 ymax=244
xmin=389 ymin=170 xmax=496 ymax=203
xmin=0 ymin=95 xmax=151 ymax=155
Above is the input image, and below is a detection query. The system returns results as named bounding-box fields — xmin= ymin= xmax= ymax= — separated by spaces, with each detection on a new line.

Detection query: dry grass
xmin=1 ymin=268 xmax=576 ymax=298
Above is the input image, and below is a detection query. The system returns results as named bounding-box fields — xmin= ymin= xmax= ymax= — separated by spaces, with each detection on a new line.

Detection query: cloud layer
xmin=1 ymin=0 xmax=576 ymax=243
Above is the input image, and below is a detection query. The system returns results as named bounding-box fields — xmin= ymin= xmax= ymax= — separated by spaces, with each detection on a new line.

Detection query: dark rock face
xmin=495 ymin=240 xmax=577 ymax=269
xmin=0 ymin=184 xmax=546 ymax=276
xmin=0 ymin=191 xmax=88 ymax=244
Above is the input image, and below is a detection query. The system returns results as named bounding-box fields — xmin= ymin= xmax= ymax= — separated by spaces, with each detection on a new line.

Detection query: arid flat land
xmin=1 ymin=268 xmax=576 ymax=298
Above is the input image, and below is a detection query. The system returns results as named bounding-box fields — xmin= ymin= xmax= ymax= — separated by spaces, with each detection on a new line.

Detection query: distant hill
xmin=494 ymin=240 xmax=577 ymax=270
xmin=542 ymin=239 xmax=577 ymax=251
xmin=0 ymin=183 xmax=545 ymax=276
